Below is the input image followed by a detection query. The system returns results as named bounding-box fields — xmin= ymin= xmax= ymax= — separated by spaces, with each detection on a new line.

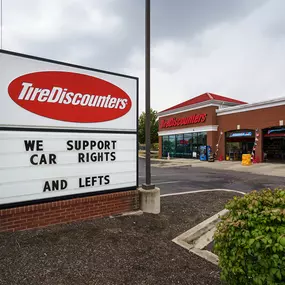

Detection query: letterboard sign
xmin=0 ymin=50 xmax=138 ymax=207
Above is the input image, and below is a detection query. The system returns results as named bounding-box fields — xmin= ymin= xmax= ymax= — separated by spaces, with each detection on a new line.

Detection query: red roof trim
xmin=160 ymin=93 xmax=247 ymax=113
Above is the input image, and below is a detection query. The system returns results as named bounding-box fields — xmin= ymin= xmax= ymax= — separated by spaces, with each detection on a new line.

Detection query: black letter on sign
xmin=24 ymin=140 xmax=43 ymax=151
xmin=98 ymin=176 xmax=103 ymax=185
xmin=61 ymin=180 xmax=68 ymax=190
xmin=49 ymin=154 xmax=57 ymax=165
xmin=111 ymin=152 xmax=116 ymax=161
xmin=111 ymin=141 xmax=117 ymax=149
xmin=52 ymin=180 xmax=59 ymax=190
xmin=78 ymin=153 xmax=85 ymax=163
xmin=104 ymin=175 xmax=110 ymax=185
xmin=37 ymin=141 xmax=43 ymax=151
xmin=79 ymin=178 xmax=84 ymax=188
xmin=66 ymin=140 xmax=73 ymax=151
xmin=90 ymin=141 xmax=96 ymax=150
xmin=30 ymin=154 xmax=38 ymax=165
xmin=83 ymin=140 xmax=89 ymax=150
xmin=43 ymin=181 xmax=51 ymax=192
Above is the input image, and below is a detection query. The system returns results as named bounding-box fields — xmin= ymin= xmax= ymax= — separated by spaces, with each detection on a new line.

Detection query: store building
xmin=158 ymin=93 xmax=285 ymax=163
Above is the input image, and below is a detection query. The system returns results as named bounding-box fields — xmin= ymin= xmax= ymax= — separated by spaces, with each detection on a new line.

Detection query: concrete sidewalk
xmin=146 ymin=157 xmax=285 ymax=177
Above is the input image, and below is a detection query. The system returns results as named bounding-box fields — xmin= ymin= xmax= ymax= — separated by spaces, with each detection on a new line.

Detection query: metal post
xmin=1 ymin=0 xmax=3 ymax=49
xmin=142 ymin=0 xmax=154 ymax=190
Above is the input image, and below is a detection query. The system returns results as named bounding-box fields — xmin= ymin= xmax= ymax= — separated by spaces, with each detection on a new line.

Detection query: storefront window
xmin=197 ymin=133 xmax=204 ymax=145
xmin=201 ymin=132 xmax=207 ymax=145
xmin=175 ymin=134 xmax=184 ymax=157
xmin=162 ymin=136 xmax=169 ymax=157
xmin=162 ymin=132 xmax=207 ymax=159
xmin=192 ymin=133 xmax=198 ymax=144
xmin=226 ymin=142 xmax=242 ymax=161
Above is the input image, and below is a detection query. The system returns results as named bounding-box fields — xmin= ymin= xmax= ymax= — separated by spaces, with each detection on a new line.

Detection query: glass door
xmin=192 ymin=133 xmax=199 ymax=159
xmin=176 ymin=134 xmax=184 ymax=157
xmin=168 ymin=135 xmax=176 ymax=157
xmin=184 ymin=133 xmax=193 ymax=158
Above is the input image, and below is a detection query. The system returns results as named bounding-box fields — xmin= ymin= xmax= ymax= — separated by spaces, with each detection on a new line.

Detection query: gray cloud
xmin=151 ymin=0 xmax=268 ymax=39
xmin=2 ymin=0 xmax=285 ymax=113
xmin=2 ymin=0 xmax=267 ymax=69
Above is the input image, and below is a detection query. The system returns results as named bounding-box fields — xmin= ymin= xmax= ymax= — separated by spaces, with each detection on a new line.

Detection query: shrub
xmin=214 ymin=189 xmax=285 ymax=285
xmin=151 ymin=143 xmax=159 ymax=151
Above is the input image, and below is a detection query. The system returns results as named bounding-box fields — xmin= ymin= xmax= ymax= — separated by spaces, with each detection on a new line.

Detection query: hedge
xmin=214 ymin=189 xmax=285 ymax=285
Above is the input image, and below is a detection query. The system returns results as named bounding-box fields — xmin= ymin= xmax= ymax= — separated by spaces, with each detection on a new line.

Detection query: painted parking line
xmin=154 ymin=181 xmax=181 ymax=185
xmin=138 ymin=181 xmax=180 ymax=187
xmin=139 ymin=174 xmax=182 ymax=177
xmin=161 ymin=189 xmax=246 ymax=197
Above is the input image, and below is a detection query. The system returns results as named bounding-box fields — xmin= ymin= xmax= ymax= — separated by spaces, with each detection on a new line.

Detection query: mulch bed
xmin=0 ymin=191 xmax=240 ymax=285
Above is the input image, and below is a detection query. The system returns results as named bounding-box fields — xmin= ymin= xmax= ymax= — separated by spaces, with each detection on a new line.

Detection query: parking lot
xmin=139 ymin=158 xmax=285 ymax=194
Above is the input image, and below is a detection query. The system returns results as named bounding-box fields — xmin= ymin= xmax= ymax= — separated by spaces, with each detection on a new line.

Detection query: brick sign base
xmin=0 ymin=190 xmax=139 ymax=232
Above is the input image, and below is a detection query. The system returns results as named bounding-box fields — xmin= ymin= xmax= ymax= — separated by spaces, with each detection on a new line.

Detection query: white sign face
xmin=0 ymin=51 xmax=138 ymax=207
xmin=0 ymin=51 xmax=137 ymax=131
xmin=0 ymin=131 xmax=137 ymax=205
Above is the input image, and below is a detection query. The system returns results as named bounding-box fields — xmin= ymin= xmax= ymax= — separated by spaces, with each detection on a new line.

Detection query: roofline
xmin=158 ymin=100 xmax=239 ymax=118
xmin=216 ymin=96 xmax=285 ymax=116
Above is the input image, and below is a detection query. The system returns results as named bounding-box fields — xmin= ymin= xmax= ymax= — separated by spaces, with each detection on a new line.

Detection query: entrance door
xmin=263 ymin=127 xmax=285 ymax=162
xmin=225 ymin=130 xmax=255 ymax=161
xmin=242 ymin=142 xmax=254 ymax=155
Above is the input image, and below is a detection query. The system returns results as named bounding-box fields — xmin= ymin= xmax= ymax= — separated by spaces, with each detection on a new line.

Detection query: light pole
xmin=142 ymin=0 xmax=155 ymax=190
xmin=1 ymin=0 xmax=3 ymax=49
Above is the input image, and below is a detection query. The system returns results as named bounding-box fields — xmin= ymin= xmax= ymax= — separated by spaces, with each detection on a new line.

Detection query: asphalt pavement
xmin=139 ymin=158 xmax=285 ymax=195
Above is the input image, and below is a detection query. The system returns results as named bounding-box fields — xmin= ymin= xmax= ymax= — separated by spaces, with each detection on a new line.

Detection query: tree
xmin=138 ymin=108 xmax=158 ymax=145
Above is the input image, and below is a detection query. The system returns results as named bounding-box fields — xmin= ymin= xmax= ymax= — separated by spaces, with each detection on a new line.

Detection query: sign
xmin=229 ymin=131 xmax=253 ymax=138
xmin=160 ymin=113 xmax=207 ymax=129
xmin=0 ymin=50 xmax=138 ymax=207
xmin=0 ymin=131 xmax=136 ymax=205
xmin=8 ymin=71 xmax=132 ymax=123
xmin=268 ymin=128 xmax=285 ymax=134
xmin=0 ymin=51 xmax=137 ymax=131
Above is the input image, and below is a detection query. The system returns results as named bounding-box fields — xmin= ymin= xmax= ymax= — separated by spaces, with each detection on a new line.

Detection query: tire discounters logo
xmin=160 ymin=113 xmax=207 ymax=129
xmin=8 ymin=71 xmax=132 ymax=123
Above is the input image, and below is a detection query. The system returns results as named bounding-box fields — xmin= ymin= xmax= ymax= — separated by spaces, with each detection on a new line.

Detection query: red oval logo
xmin=8 ymin=71 xmax=132 ymax=123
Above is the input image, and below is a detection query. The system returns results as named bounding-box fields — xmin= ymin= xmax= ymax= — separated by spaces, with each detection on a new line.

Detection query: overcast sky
xmin=1 ymin=0 xmax=285 ymax=113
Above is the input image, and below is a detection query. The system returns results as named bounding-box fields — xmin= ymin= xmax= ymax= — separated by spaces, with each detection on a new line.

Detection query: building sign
xmin=268 ymin=128 xmax=285 ymax=134
xmin=0 ymin=50 xmax=138 ymax=207
xmin=160 ymin=113 xmax=207 ymax=129
xmin=8 ymin=71 xmax=132 ymax=123
xmin=229 ymin=131 xmax=253 ymax=138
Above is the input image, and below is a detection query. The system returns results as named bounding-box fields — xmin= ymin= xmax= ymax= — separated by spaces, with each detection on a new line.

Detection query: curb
xmin=110 ymin=210 xmax=143 ymax=218
xmin=172 ymin=209 xmax=228 ymax=265
xmin=170 ymin=189 xmax=246 ymax=265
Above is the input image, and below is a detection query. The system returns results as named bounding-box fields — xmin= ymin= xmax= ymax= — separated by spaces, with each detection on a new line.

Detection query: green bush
xmin=214 ymin=189 xmax=285 ymax=285
xmin=151 ymin=143 xmax=159 ymax=151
